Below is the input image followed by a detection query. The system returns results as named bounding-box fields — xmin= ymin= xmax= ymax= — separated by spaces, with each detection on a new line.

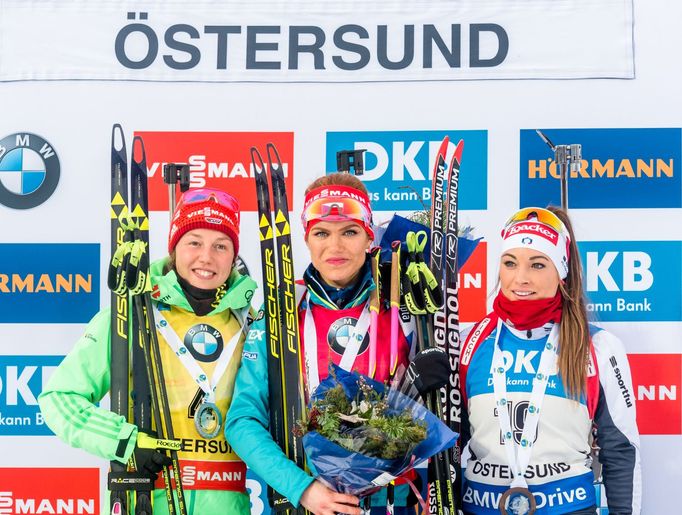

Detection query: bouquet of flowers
xmin=294 ymin=365 xmax=457 ymax=496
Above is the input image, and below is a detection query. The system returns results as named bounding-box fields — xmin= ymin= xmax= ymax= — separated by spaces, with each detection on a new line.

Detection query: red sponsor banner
xmin=134 ymin=131 xmax=294 ymax=212
xmin=459 ymin=242 xmax=487 ymax=323
xmin=629 ymin=353 xmax=682 ymax=435
xmin=0 ymin=468 xmax=99 ymax=515
xmin=154 ymin=459 xmax=246 ymax=491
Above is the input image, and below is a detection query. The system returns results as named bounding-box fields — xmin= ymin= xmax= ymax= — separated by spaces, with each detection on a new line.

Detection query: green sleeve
xmin=38 ymin=308 xmax=137 ymax=463
xmin=225 ymin=309 xmax=314 ymax=507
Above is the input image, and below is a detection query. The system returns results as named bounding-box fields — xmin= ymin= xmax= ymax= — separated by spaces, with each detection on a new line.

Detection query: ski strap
xmin=137 ymin=431 xmax=182 ymax=452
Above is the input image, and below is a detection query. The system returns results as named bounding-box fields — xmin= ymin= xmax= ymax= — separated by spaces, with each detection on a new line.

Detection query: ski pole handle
xmin=390 ymin=241 xmax=401 ymax=377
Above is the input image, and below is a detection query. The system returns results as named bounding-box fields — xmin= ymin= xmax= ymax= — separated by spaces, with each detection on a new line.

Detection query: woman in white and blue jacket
xmin=459 ymin=206 xmax=641 ymax=515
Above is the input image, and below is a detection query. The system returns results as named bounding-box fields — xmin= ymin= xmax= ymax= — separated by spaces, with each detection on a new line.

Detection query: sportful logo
xmin=0 ymin=133 xmax=60 ymax=209
xmin=325 ymin=131 xmax=487 ymax=212
xmin=609 ymin=356 xmax=633 ymax=408
xmin=134 ymin=131 xmax=293 ymax=212
xmin=519 ymin=128 xmax=681 ymax=208
xmin=0 ymin=356 xmax=63 ymax=436
xmin=0 ymin=244 xmax=100 ymax=323
xmin=628 ymin=354 xmax=681 ymax=435
xmin=579 ymin=241 xmax=681 ymax=322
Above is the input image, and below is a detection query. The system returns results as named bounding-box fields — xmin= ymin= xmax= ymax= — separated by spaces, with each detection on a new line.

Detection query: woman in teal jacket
xmin=226 ymin=173 xmax=416 ymax=515
xmin=39 ymin=188 xmax=257 ymax=514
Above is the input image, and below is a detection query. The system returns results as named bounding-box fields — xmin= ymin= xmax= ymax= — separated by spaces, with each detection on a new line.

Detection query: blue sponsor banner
xmin=0 ymin=243 xmax=100 ymax=323
xmin=326 ymin=130 xmax=487 ymax=212
xmin=579 ymin=241 xmax=682 ymax=322
xmin=246 ymin=469 xmax=271 ymax=515
xmin=520 ymin=128 xmax=682 ymax=208
xmin=0 ymin=355 xmax=63 ymax=436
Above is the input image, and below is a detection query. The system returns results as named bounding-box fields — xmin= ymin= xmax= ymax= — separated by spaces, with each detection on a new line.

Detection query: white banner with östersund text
xmin=0 ymin=0 xmax=634 ymax=82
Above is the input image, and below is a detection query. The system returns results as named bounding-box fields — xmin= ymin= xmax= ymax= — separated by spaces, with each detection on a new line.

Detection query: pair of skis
xmin=251 ymin=144 xmax=307 ymax=514
xmin=108 ymin=125 xmax=185 ymax=515
xmin=425 ymin=136 xmax=464 ymax=515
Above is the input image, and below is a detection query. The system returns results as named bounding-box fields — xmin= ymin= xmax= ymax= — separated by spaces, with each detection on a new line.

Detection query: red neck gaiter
xmin=493 ymin=291 xmax=563 ymax=330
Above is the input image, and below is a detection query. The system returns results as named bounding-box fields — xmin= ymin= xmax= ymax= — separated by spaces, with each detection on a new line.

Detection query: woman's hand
xmin=299 ymin=480 xmax=361 ymax=515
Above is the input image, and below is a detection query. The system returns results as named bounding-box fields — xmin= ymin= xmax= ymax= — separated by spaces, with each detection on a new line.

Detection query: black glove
xmin=134 ymin=431 xmax=173 ymax=479
xmin=408 ymin=347 xmax=450 ymax=396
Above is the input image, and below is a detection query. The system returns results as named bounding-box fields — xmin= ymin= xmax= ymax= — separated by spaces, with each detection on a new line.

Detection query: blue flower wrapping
xmin=302 ymin=365 xmax=458 ymax=496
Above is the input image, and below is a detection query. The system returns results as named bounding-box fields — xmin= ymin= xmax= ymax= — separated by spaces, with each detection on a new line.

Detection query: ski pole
xmin=368 ymin=247 xmax=381 ymax=380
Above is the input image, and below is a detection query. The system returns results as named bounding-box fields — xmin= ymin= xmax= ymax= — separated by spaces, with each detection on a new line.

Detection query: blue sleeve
xmin=225 ymin=308 xmax=314 ymax=507
xmin=592 ymin=329 xmax=642 ymax=515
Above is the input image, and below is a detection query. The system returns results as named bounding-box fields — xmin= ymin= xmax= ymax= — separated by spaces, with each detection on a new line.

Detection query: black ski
xmin=425 ymin=136 xmax=457 ymax=515
xmin=128 ymin=137 xmax=154 ymax=515
xmin=443 ymin=139 xmax=464 ymax=512
xmin=252 ymin=144 xmax=306 ymax=514
xmin=108 ymin=124 xmax=131 ymax=515
xmin=127 ymin=136 xmax=187 ymax=515
xmin=252 ymin=147 xmax=288 ymax=511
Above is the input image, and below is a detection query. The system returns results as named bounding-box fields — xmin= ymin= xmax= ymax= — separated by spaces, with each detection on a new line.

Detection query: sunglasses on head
xmin=503 ymin=207 xmax=566 ymax=234
xmin=303 ymin=198 xmax=370 ymax=225
xmin=177 ymin=188 xmax=238 ymax=210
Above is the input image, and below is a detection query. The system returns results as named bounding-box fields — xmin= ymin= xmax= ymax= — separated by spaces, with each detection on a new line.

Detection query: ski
xmin=126 ymin=135 xmax=187 ymax=515
xmin=252 ymin=144 xmax=306 ymax=514
xmin=108 ymin=124 xmax=131 ymax=515
xmin=424 ymin=136 xmax=457 ymax=515
xmin=107 ymin=127 xmax=186 ymax=515
xmin=252 ymin=147 xmax=289 ymax=511
xmin=128 ymin=137 xmax=154 ymax=515
xmin=443 ymin=139 xmax=465 ymax=512
xmin=268 ymin=143 xmax=307 ymax=513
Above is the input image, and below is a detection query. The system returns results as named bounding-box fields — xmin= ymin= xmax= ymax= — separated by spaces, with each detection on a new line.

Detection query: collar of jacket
xmin=150 ymin=258 xmax=256 ymax=314
xmin=303 ymin=257 xmax=374 ymax=310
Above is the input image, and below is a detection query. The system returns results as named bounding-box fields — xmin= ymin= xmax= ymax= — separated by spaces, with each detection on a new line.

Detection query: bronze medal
xmin=499 ymin=487 xmax=536 ymax=515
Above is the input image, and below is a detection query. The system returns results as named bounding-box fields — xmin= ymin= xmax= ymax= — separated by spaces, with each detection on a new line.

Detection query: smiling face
xmin=174 ymin=229 xmax=235 ymax=290
xmin=305 ymin=220 xmax=372 ymax=288
xmin=499 ymin=247 xmax=561 ymax=301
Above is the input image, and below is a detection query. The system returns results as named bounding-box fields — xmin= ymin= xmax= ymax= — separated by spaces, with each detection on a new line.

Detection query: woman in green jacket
xmin=39 ymin=188 xmax=256 ymax=514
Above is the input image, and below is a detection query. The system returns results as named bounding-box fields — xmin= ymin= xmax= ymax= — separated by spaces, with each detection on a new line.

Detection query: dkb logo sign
xmin=0 ymin=355 xmax=63 ymax=436
xmin=326 ymin=130 xmax=487 ymax=212
xmin=579 ymin=241 xmax=681 ymax=322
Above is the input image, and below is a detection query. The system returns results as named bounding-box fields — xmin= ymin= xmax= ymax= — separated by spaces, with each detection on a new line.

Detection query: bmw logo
xmin=327 ymin=316 xmax=369 ymax=355
xmin=184 ymin=323 xmax=224 ymax=362
xmin=0 ymin=133 xmax=60 ymax=209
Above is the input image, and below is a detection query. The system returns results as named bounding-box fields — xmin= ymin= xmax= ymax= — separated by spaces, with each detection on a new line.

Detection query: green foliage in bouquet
xmin=294 ymin=372 xmax=427 ymax=460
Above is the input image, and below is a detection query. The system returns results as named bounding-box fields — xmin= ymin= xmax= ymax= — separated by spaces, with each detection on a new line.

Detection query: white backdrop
xmin=0 ymin=1 xmax=680 ymax=514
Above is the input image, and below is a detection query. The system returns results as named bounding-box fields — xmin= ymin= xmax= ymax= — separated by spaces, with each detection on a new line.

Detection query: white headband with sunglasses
xmin=500 ymin=207 xmax=571 ymax=279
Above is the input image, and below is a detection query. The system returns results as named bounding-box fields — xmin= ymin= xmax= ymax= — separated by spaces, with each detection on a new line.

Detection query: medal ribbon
xmin=491 ymin=318 xmax=559 ymax=489
xmin=303 ymin=294 xmax=372 ymax=394
xmin=153 ymin=305 xmax=248 ymax=405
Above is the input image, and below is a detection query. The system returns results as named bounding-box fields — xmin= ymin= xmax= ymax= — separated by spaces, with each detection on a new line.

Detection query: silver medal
xmin=194 ymin=401 xmax=223 ymax=439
